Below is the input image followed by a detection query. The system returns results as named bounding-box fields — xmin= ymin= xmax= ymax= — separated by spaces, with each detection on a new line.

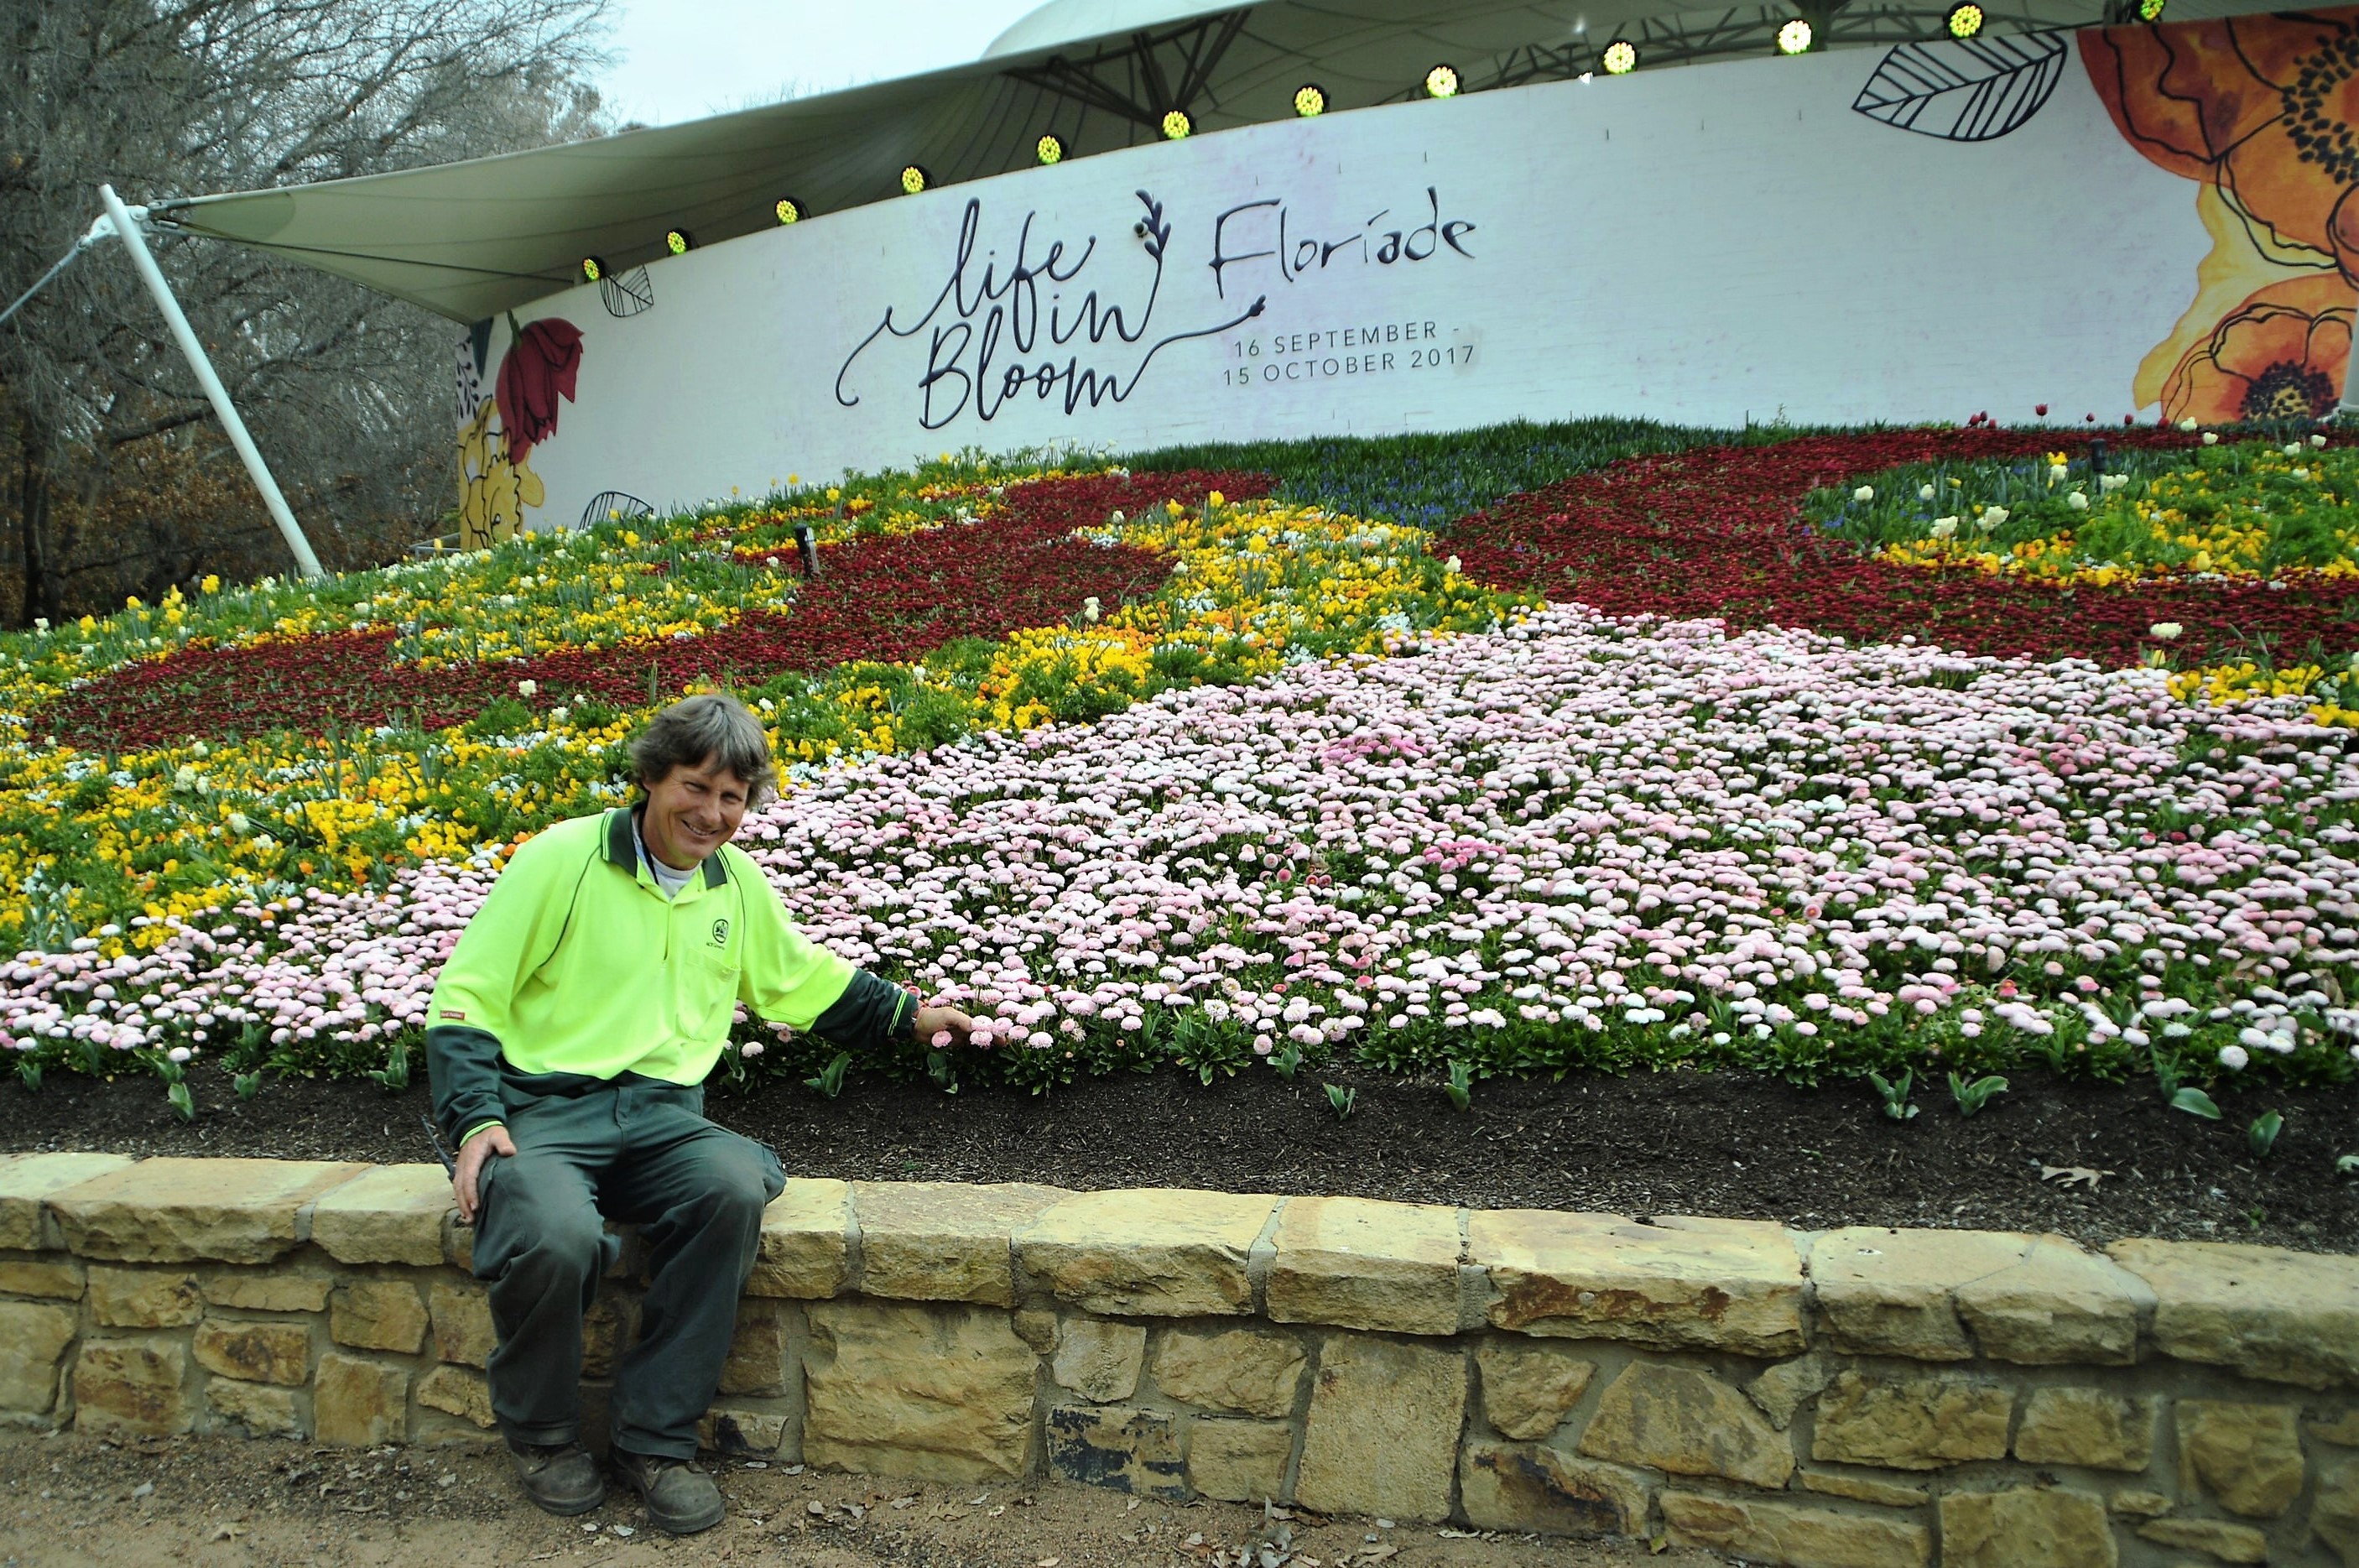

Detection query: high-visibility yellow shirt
xmin=424 ymin=806 xmax=909 ymax=1147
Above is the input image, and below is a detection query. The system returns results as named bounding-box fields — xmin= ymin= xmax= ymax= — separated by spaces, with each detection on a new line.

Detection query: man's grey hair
xmin=629 ymin=693 xmax=779 ymax=804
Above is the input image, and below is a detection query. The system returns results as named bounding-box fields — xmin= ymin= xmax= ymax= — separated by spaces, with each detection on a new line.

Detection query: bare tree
xmin=0 ymin=0 xmax=612 ymax=623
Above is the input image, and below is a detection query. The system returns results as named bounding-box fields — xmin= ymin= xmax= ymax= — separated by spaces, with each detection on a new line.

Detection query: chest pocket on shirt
xmin=695 ymin=908 xmax=742 ymax=981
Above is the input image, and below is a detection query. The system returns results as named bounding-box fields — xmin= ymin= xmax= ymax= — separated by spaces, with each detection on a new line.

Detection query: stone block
xmin=2013 ymin=1388 xmax=2158 ymax=1472
xmin=1576 ymin=1362 xmax=1794 ymax=1489
xmin=1954 ymin=1237 xmax=2149 ymax=1366
xmin=2314 ymin=1456 xmax=2359 ymax=1566
xmin=313 ymin=1352 xmax=408 ymax=1446
xmin=310 ymin=1164 xmax=451 ymax=1267
xmin=700 ymin=1404 xmax=791 ymax=1456
xmin=1153 ymin=1327 xmax=1305 ymax=1419
xmin=207 ymin=1375 xmax=301 ymax=1437
xmin=1461 ymin=1442 xmax=1652 ymax=1537
xmin=1661 ymin=1490 xmax=1932 ymax=1567
xmin=1051 ymin=1316 xmax=1145 ymax=1404
xmin=1799 ymin=1472 xmax=1929 ymax=1508
xmin=1294 ymin=1336 xmax=1465 ymax=1524
xmin=193 ymin=1318 xmax=310 ymax=1386
xmin=430 ymin=1280 xmax=495 ymax=1367
xmin=1266 ymin=1196 xmax=1462 ymax=1336
xmin=1016 ymin=1189 xmax=1274 ymax=1318
xmin=802 ymin=1300 xmax=1036 ymax=1482
xmin=0 ymin=1255 xmax=84 ymax=1299
xmin=417 ymin=1364 xmax=495 ymax=1430
xmin=2108 ymin=1489 xmax=2173 ymax=1519
xmin=47 ymin=1157 xmax=366 ymax=1264
xmin=1810 ymin=1369 xmax=2012 ymax=1471
xmin=0 ymin=1300 xmax=77 ymax=1413
xmin=1187 ymin=1419 xmax=1293 ymax=1504
xmin=852 ymin=1180 xmax=1064 ymax=1306
xmin=1476 ymin=1340 xmax=1594 ymax=1440
xmin=1044 ymin=1404 xmax=1187 ymax=1498
xmin=1469 ymin=1209 xmax=1805 ymax=1357
xmin=720 ymin=1300 xmax=792 ymax=1397
xmin=331 ymin=1279 xmax=427 ymax=1354
xmin=1747 ymin=1351 xmax=1836 ymax=1430
xmin=1013 ymin=1308 xmax=1057 ymax=1352
xmin=73 ymin=1339 xmax=192 ymax=1437
xmin=2109 ymin=1238 xmax=2359 ymax=1389
xmin=1940 ymin=1487 xmax=2117 ymax=1568
xmin=86 ymin=1266 xmax=202 ymax=1328
xmin=1809 ymin=1227 xmax=2027 ymax=1360
xmin=745 ymin=1179 xmax=851 ymax=1299
xmin=581 ymin=1291 xmax=638 ymax=1379
xmin=2178 ymin=1400 xmax=2305 ymax=1519
xmin=202 ymin=1270 xmax=332 ymax=1312
xmin=2136 ymin=1517 xmax=2269 ymax=1563
xmin=0 ymin=1153 xmax=133 ymax=1250
xmin=2312 ymin=1410 xmax=2359 ymax=1447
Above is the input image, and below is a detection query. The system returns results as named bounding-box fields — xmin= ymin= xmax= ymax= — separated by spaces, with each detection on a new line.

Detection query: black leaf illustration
xmin=580 ymin=491 xmax=654 ymax=529
xmin=600 ymin=267 xmax=655 ymax=319
xmin=1853 ymin=30 xmax=2070 ymax=142
xmin=1134 ymin=190 xmax=1171 ymax=264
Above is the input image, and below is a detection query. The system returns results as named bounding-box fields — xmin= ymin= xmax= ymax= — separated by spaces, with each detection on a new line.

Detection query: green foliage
xmin=367 ymin=1038 xmax=411 ymax=1094
xmin=1322 ymin=1082 xmax=1357 ymax=1121
xmin=1445 ymin=1059 xmax=1474 ymax=1112
xmin=2247 ymin=1109 xmax=2284 ymax=1159
xmin=1948 ymin=1072 xmax=2009 ymax=1117
xmin=2171 ymin=1086 xmax=2223 ymax=1120
xmin=805 ymin=1051 xmax=852 ymax=1100
xmin=1868 ymin=1067 xmax=1918 ymax=1122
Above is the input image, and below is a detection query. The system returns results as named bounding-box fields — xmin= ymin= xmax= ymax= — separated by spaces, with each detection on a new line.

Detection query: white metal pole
xmin=96 ymin=183 xmax=325 ymax=580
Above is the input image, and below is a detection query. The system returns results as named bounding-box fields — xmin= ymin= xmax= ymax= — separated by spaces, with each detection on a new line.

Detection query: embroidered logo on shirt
xmin=711 ymin=918 xmax=730 ymax=948
xmin=439 ymin=1009 xmax=467 ymax=1021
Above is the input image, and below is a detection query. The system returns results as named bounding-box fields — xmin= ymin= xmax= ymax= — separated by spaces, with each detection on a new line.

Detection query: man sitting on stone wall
xmin=424 ymin=691 xmax=971 ymax=1534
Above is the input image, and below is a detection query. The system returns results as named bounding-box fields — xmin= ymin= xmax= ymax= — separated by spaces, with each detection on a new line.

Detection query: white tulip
xmin=1929 ymin=517 xmax=1958 ymax=539
xmin=1918 ymin=483 xmax=1936 ymax=501
xmin=2149 ymin=622 xmax=2182 ymax=639
xmin=2179 ymin=418 xmax=2200 ymax=432
xmin=1853 ymin=486 xmax=1874 ymax=503
xmin=1981 ymin=506 xmax=2009 ymax=528
xmin=2065 ymin=492 xmax=2089 ymax=511
xmin=2201 ymin=432 xmax=2219 ymax=445
xmin=2313 ymin=432 xmax=2330 ymax=448
xmin=517 ymin=679 xmax=537 ymax=698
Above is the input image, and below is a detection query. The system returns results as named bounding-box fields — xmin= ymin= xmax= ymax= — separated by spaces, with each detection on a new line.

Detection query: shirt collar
xmin=609 ymin=805 xmax=728 ymax=889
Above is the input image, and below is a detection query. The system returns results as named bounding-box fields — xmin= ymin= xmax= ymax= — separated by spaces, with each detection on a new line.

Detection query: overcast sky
xmin=599 ymin=0 xmax=1051 ymax=126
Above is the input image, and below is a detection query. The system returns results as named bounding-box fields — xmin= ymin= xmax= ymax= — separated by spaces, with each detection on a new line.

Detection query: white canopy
xmin=152 ymin=0 xmax=2237 ymax=321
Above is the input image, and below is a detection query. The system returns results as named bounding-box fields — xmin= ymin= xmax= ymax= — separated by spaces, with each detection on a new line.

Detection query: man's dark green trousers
xmin=471 ymin=1067 xmax=784 ymax=1459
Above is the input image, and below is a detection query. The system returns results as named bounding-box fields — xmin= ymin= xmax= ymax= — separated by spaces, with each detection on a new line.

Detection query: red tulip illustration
xmin=495 ymin=315 xmax=584 ymax=464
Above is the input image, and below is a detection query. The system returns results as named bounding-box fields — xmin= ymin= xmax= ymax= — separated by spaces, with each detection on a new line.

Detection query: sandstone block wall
xmin=3 ymin=1154 xmax=2356 ymax=1566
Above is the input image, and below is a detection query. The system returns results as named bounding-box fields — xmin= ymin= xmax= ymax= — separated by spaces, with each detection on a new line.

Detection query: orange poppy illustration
xmin=2083 ymin=9 xmax=2359 ymax=412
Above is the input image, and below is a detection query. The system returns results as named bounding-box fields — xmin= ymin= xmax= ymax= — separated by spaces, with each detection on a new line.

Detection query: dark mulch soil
xmin=4 ymin=1065 xmax=2353 ymax=1253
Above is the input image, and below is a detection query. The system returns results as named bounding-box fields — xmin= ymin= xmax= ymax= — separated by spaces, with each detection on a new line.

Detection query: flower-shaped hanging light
xmin=1424 ymin=64 xmax=1461 ymax=97
xmin=1601 ymin=39 xmax=1638 ymax=73
xmin=1945 ymin=2 xmax=1983 ymax=38
xmin=1777 ymin=18 xmax=1814 ymax=53
xmin=899 ymin=164 xmax=930 ymax=195
xmin=663 ymin=228 xmax=693 ymax=256
xmin=1036 ymin=133 xmax=1065 ymax=164
xmin=1294 ymin=83 xmax=1328 ymax=116
xmin=1160 ymin=108 xmax=1193 ymax=139
xmin=774 ymin=197 xmax=804 ymax=225
xmin=579 ymin=257 xmax=604 ymax=284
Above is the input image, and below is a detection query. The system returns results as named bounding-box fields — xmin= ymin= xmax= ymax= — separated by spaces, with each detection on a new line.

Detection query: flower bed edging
xmin=2 ymin=1154 xmax=2355 ymax=1562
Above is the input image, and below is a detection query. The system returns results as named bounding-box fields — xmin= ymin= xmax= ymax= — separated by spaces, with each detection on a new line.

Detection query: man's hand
xmin=453 ymin=1124 xmax=516 ymax=1223
xmin=912 ymin=1003 xmax=977 ymax=1044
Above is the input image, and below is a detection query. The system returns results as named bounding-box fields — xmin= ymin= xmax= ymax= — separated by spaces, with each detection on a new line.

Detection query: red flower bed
xmin=48 ymin=470 xmax=1262 ymax=749
xmin=1436 ymin=429 xmax=2359 ymax=666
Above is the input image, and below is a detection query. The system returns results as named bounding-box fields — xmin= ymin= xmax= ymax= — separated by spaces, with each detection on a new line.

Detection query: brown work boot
xmin=611 ymin=1448 xmax=724 ymax=1534
xmin=508 ymin=1440 xmax=606 ymax=1516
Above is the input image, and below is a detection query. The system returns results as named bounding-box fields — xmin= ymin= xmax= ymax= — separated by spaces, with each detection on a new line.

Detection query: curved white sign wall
xmin=455 ymin=8 xmax=2359 ymax=537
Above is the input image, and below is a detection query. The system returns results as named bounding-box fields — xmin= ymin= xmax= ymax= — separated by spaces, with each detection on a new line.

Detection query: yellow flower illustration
xmin=456 ymin=398 xmax=545 ymax=550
